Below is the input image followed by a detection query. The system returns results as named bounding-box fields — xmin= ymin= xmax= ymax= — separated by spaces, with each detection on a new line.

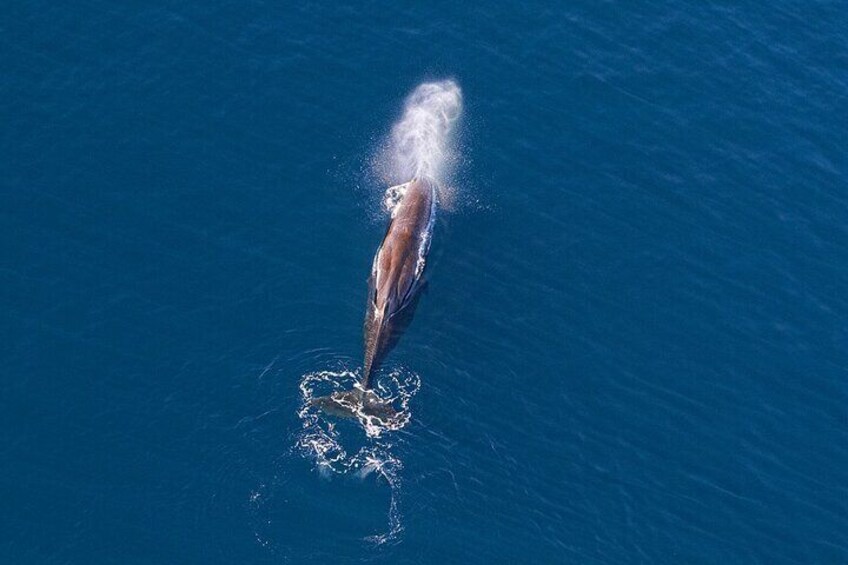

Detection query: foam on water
xmin=295 ymin=367 xmax=420 ymax=543
xmin=297 ymin=368 xmax=420 ymax=440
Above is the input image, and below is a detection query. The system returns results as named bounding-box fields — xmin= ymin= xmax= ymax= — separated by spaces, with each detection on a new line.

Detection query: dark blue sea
xmin=3 ymin=1 xmax=847 ymax=563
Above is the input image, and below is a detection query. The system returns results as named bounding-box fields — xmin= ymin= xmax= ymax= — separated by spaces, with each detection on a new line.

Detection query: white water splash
xmin=375 ymin=80 xmax=463 ymax=211
xmin=295 ymin=368 xmax=420 ymax=544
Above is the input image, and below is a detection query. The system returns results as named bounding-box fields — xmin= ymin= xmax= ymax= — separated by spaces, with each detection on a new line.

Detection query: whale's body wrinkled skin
xmin=362 ymin=177 xmax=436 ymax=388
xmin=310 ymin=178 xmax=436 ymax=423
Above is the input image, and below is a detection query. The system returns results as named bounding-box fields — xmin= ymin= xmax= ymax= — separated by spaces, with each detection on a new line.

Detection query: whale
xmin=311 ymin=177 xmax=436 ymax=423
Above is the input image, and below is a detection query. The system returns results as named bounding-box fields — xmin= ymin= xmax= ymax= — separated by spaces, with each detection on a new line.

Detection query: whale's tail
xmin=311 ymin=312 xmax=397 ymax=424
xmin=309 ymin=386 xmax=400 ymax=424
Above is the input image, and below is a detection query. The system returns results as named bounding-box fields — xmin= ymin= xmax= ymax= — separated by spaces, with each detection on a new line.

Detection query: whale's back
xmin=372 ymin=178 xmax=436 ymax=319
xmin=360 ymin=178 xmax=436 ymax=388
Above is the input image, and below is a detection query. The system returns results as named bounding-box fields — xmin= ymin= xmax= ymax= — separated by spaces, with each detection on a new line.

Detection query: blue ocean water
xmin=2 ymin=1 xmax=847 ymax=563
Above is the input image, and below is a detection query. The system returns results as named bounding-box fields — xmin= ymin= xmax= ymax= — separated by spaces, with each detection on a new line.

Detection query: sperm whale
xmin=311 ymin=177 xmax=436 ymax=422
